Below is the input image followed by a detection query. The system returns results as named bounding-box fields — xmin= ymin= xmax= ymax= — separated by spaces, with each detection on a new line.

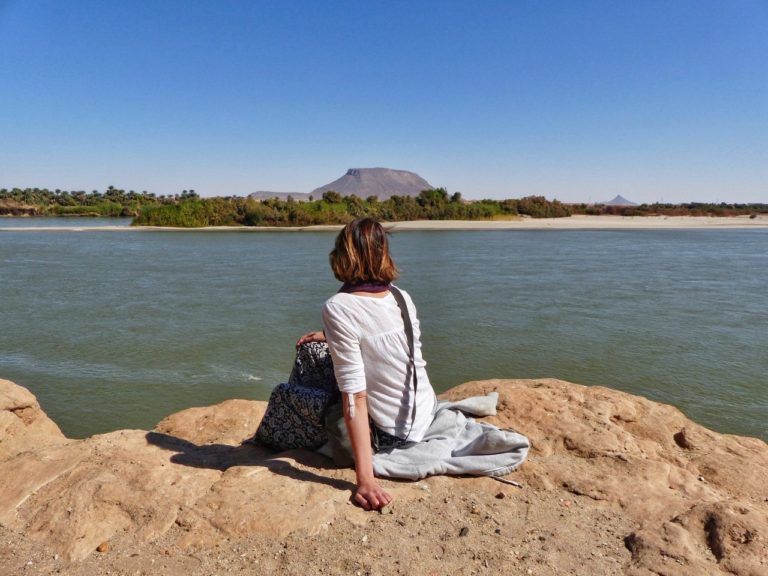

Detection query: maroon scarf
xmin=338 ymin=282 xmax=391 ymax=294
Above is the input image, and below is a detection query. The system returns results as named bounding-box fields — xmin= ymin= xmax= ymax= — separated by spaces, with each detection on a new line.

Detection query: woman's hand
xmin=354 ymin=479 xmax=393 ymax=511
xmin=296 ymin=330 xmax=326 ymax=347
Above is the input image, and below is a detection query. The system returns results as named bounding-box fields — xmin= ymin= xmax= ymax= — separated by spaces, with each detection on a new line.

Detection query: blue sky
xmin=1 ymin=0 xmax=766 ymax=203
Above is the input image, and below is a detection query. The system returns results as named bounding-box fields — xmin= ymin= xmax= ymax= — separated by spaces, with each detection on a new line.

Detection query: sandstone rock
xmin=5 ymin=429 xmax=222 ymax=561
xmin=154 ymin=399 xmax=267 ymax=447
xmin=625 ymin=501 xmax=768 ymax=576
xmin=0 ymin=378 xmax=68 ymax=460
xmin=444 ymin=379 xmax=768 ymax=575
xmin=1 ymin=377 xmax=766 ymax=574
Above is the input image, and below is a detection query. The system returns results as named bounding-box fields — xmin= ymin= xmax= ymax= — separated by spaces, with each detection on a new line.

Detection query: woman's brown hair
xmin=329 ymin=218 xmax=399 ymax=284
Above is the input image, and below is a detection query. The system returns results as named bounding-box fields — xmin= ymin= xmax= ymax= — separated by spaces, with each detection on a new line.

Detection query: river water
xmin=1 ymin=220 xmax=766 ymax=440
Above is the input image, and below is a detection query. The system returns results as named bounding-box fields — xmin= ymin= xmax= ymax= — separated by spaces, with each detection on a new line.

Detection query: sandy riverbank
xmin=1 ymin=214 xmax=767 ymax=232
xmin=387 ymin=214 xmax=768 ymax=230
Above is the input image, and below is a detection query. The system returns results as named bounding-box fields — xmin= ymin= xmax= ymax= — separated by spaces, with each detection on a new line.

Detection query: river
xmin=1 ymin=220 xmax=765 ymax=440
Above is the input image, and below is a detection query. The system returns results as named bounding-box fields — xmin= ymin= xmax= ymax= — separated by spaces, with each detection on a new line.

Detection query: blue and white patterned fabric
xmin=252 ymin=342 xmax=340 ymax=450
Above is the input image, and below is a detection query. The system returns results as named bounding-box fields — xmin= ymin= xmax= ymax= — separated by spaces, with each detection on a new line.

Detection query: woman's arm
xmin=344 ymin=391 xmax=392 ymax=511
xmin=321 ymin=301 xmax=392 ymax=510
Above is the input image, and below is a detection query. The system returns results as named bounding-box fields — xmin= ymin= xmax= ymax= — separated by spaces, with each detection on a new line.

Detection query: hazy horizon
xmin=3 ymin=179 xmax=765 ymax=206
xmin=1 ymin=1 xmax=766 ymax=204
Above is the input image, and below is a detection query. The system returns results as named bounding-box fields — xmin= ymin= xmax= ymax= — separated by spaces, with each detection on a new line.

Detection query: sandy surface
xmin=3 ymin=376 xmax=767 ymax=575
xmin=0 ymin=483 xmax=634 ymax=576
xmin=1 ymin=214 xmax=767 ymax=232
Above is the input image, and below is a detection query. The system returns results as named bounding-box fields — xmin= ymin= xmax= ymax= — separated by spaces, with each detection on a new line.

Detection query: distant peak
xmin=604 ymin=195 xmax=637 ymax=206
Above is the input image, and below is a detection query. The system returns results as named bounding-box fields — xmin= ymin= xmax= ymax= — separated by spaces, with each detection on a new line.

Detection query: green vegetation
xmin=0 ymin=186 xmax=186 ymax=217
xmin=572 ymin=202 xmax=768 ymax=217
xmin=2 ymin=186 xmax=766 ymax=227
xmin=0 ymin=186 xmax=571 ymax=226
xmin=133 ymin=189 xmax=572 ymax=227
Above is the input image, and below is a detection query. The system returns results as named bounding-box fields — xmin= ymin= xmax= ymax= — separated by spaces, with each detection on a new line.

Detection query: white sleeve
xmin=322 ymin=301 xmax=367 ymax=394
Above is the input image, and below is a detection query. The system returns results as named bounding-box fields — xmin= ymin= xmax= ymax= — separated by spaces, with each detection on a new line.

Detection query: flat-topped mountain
xmin=311 ymin=168 xmax=433 ymax=200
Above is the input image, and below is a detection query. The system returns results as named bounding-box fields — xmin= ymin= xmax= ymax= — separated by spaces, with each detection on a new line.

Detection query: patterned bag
xmin=251 ymin=341 xmax=341 ymax=450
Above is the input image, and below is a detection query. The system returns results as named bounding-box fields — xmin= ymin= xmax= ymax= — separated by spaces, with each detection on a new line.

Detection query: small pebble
xmin=459 ymin=526 xmax=470 ymax=537
xmin=495 ymin=528 xmax=502 ymax=535
xmin=495 ymin=492 xmax=505 ymax=499
xmin=96 ymin=542 xmax=110 ymax=553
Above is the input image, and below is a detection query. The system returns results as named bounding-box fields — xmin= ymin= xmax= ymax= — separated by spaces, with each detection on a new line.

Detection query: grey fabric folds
xmin=372 ymin=392 xmax=530 ymax=480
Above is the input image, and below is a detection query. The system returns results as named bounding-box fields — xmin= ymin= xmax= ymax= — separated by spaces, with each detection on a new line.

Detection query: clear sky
xmin=1 ymin=1 xmax=766 ymax=203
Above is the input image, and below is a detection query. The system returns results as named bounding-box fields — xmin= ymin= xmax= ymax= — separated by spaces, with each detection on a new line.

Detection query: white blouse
xmin=321 ymin=288 xmax=437 ymax=443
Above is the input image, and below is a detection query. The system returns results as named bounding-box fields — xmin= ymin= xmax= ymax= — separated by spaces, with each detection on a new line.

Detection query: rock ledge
xmin=1 ymin=377 xmax=766 ymax=575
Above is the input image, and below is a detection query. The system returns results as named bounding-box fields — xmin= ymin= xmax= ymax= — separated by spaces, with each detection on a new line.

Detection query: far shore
xmin=1 ymin=214 xmax=768 ymax=232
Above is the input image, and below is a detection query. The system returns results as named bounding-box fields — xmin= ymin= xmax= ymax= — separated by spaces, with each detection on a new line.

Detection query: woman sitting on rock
xmin=254 ymin=218 xmax=528 ymax=511
xmin=295 ymin=217 xmax=438 ymax=511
